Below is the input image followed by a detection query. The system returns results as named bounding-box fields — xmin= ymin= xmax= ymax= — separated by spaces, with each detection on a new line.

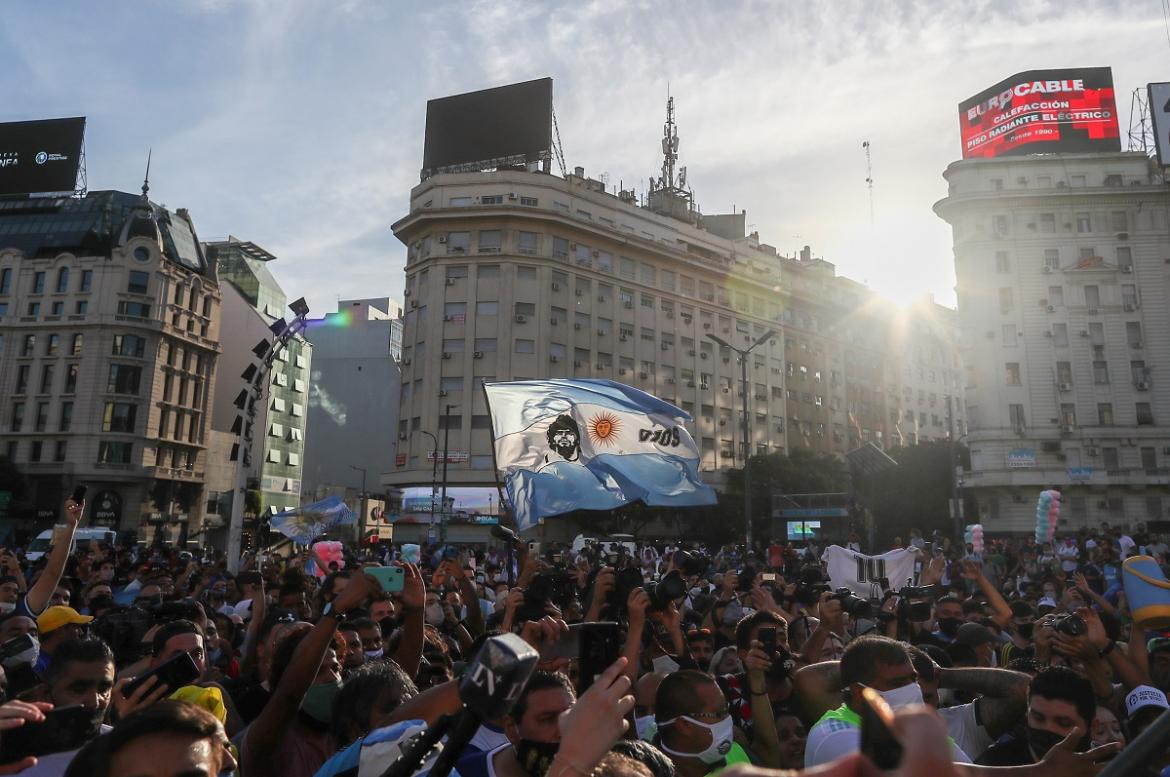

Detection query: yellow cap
xmin=36 ymin=606 xmax=94 ymax=634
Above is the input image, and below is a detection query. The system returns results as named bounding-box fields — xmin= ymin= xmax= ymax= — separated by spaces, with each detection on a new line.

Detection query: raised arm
xmin=937 ymin=666 xmax=1029 ymax=738
xmin=960 ymin=560 xmax=1012 ymax=628
xmin=391 ymin=563 xmax=425 ymax=678
xmin=24 ymin=499 xmax=82 ymax=615
xmin=241 ymin=572 xmax=371 ymax=776
xmin=742 ymin=640 xmax=781 ymax=766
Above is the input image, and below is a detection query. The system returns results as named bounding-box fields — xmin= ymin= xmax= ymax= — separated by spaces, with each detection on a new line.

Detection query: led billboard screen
xmin=958 ymin=68 xmax=1119 ymax=158
xmin=0 ymin=117 xmax=85 ymax=196
xmin=422 ymin=78 xmax=552 ymax=176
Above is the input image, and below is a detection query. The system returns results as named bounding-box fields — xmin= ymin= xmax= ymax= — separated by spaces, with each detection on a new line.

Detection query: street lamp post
xmin=440 ymin=404 xmax=456 ymax=545
xmin=349 ymin=464 xmax=367 ymax=544
xmin=706 ymin=329 xmax=777 ymax=552
xmin=415 ymin=430 xmax=440 ymax=539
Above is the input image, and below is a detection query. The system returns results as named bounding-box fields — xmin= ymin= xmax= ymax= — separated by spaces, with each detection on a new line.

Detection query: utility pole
xmin=947 ymin=395 xmax=962 ymax=541
xmin=349 ymin=464 xmax=367 ymax=545
xmin=417 ymin=430 xmax=439 ymax=540
xmin=706 ymin=329 xmax=776 ymax=552
xmin=440 ymin=404 xmax=455 ymax=545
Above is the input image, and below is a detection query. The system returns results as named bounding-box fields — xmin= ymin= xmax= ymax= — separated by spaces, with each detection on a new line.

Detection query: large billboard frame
xmin=0 ymin=117 xmax=85 ymax=196
xmin=958 ymin=68 xmax=1119 ymax=159
xmin=421 ymin=78 xmax=552 ymax=179
xmin=1149 ymin=82 xmax=1170 ymax=167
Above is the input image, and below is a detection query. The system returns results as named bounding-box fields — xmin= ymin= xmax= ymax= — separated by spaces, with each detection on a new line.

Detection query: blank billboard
xmin=958 ymin=68 xmax=1119 ymax=158
xmin=0 ymin=117 xmax=85 ymax=196
xmin=1149 ymin=82 xmax=1170 ymax=166
xmin=422 ymin=78 xmax=552 ymax=175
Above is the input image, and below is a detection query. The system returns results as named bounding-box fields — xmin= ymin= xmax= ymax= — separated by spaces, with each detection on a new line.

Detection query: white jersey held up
xmin=822 ymin=545 xmax=918 ymax=597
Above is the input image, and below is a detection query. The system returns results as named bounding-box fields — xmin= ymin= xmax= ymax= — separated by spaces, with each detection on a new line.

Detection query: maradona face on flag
xmin=483 ymin=379 xmax=716 ymax=530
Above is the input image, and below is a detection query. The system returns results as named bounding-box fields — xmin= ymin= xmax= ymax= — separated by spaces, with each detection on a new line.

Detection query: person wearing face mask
xmin=81 ymin=583 xmax=115 ymax=617
xmin=654 ymin=670 xmax=749 ymax=777
xmin=1001 ymin=601 xmax=1037 ymax=664
xmin=455 ymin=671 xmax=576 ymax=777
xmin=633 ymin=671 xmax=666 ymax=742
xmin=804 ymin=635 xmax=974 ymax=767
xmin=906 ymin=645 xmax=1030 ymax=763
xmin=238 ymin=571 xmax=373 ymax=777
xmin=931 ymin=595 xmax=967 ymax=645
xmin=976 ymin=666 xmax=1109 ymax=766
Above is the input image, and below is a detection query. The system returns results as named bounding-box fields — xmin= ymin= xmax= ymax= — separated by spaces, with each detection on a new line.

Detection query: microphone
xmin=381 ymin=632 xmax=540 ymax=777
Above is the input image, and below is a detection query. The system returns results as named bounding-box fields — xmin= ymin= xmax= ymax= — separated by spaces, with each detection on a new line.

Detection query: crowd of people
xmin=0 ymin=497 xmax=1165 ymax=776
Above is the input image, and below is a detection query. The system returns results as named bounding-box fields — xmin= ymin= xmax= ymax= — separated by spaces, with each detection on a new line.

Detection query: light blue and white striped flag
xmin=483 ymin=379 xmax=716 ymax=529
xmin=268 ymin=495 xmax=355 ymax=544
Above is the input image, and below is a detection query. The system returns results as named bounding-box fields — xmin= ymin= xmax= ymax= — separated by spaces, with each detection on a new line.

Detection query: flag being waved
xmin=483 ymin=379 xmax=716 ymax=530
xmin=268 ymin=495 xmax=356 ymax=544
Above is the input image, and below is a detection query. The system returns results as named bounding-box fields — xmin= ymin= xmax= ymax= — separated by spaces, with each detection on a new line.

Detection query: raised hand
xmin=553 ymin=657 xmax=635 ymax=773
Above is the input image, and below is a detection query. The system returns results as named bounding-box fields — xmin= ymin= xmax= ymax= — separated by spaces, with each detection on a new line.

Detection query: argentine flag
xmin=483 ymin=379 xmax=716 ymax=530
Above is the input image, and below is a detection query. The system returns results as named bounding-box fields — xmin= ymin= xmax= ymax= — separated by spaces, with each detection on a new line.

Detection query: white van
xmin=26 ymin=527 xmax=118 ymax=562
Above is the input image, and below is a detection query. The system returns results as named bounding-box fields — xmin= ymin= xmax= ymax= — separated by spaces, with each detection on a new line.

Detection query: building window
xmin=39 ymin=365 xmax=53 ymax=393
xmin=517 ymin=232 xmax=538 ymax=255
xmin=1085 ymin=285 xmax=1100 ymax=308
xmin=55 ymin=268 xmax=69 ymax=293
xmin=1075 ymin=212 xmax=1091 ymax=233
xmin=102 ymin=402 xmax=138 ymax=433
xmin=1039 ymin=213 xmax=1056 ymax=233
xmin=112 ymin=334 xmax=145 ymax=357
xmin=32 ymin=272 xmax=45 ymax=294
xmin=117 ymin=301 xmax=151 ymax=318
xmin=1117 ymin=246 xmax=1133 ymax=271
xmin=1097 ymin=403 xmax=1114 ymax=425
xmin=80 ymin=270 xmax=92 ymax=292
xmin=75 ymin=300 xmax=87 ymax=315
xmin=517 ymin=266 xmax=537 ymax=281
xmin=34 ymin=402 xmax=48 ymax=432
xmin=1044 ymin=249 xmax=1059 ymax=270
xmin=1127 ymin=322 xmax=1143 ymax=347
xmin=54 ymin=441 xmax=67 ymax=462
xmin=998 ymin=288 xmax=1013 ymax=313
xmin=619 ymin=257 xmax=635 ymax=279
xmin=478 ymin=230 xmax=501 ymax=253
xmin=514 ymin=339 xmax=535 ymax=354
xmin=64 ymin=364 xmax=78 ymax=394
xmin=107 ymin=364 xmax=142 ymax=395
xmin=1048 ymin=286 xmax=1064 ymax=307
xmin=1009 ymin=404 xmax=1026 ymax=432
xmin=446 ymin=232 xmax=470 ymax=254
xmin=59 ymin=401 xmax=72 ymax=431
xmin=1005 ymin=363 xmax=1021 ymax=385
xmin=519 ymin=196 xmax=538 ymax=207
xmin=1002 ymin=324 xmax=1017 ymax=347
xmin=995 ymin=251 xmax=1010 ymax=273
xmin=0 ymin=268 xmax=10 ymax=294
xmin=1137 ymin=402 xmax=1155 ymax=425
xmin=127 ymin=271 xmax=149 ymax=294
xmin=98 ymin=441 xmax=133 ymax=464
xmin=1093 ymin=361 xmax=1109 ymax=384
xmin=29 ymin=441 xmax=42 ymax=462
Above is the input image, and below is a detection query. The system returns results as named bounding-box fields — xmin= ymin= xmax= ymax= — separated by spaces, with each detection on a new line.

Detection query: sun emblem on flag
xmin=587 ymin=412 xmax=622 ymax=447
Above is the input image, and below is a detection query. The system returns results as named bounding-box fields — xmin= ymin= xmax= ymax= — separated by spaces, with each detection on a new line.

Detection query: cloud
xmin=1 ymin=0 xmax=1164 ymax=313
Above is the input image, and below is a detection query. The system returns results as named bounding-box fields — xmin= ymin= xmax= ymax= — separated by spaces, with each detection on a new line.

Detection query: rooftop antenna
xmin=141 ymin=148 xmax=152 ymax=200
xmin=861 ymin=141 xmax=874 ymax=228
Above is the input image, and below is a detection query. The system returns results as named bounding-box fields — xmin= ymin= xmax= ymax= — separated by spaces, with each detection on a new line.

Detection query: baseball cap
xmin=955 ymin=622 xmax=995 ymax=647
xmin=1147 ymin=637 xmax=1170 ymax=655
xmin=37 ymin=605 xmax=94 ymax=634
xmin=1125 ymin=685 xmax=1170 ymax=718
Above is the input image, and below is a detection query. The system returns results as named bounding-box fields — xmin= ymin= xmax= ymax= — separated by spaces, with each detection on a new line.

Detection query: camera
xmin=832 ymin=588 xmax=873 ymax=619
xmin=1049 ymin=613 xmax=1087 ymax=637
xmin=644 ymin=570 xmax=687 ymax=611
xmin=793 ymin=564 xmax=831 ymax=606
xmin=674 ymin=550 xmax=708 ymax=578
xmin=899 ymin=585 xmax=936 ymax=600
xmin=520 ymin=572 xmax=576 ymax=623
xmin=897 ymin=585 xmax=936 ymax=623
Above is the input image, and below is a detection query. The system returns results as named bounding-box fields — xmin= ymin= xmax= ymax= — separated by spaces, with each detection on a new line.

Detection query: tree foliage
xmin=856 ymin=440 xmax=971 ymax=543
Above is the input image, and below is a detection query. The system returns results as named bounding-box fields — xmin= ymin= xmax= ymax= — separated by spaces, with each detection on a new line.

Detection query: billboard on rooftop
xmin=0 ymin=117 xmax=85 ymax=196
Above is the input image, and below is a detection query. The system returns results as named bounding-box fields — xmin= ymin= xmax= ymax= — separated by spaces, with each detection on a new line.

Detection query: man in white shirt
xmin=804 ymin=636 xmax=973 ymax=768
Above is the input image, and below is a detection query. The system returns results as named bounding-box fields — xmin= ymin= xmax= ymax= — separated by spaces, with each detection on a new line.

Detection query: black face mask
xmin=378 ymin=616 xmax=396 ymax=638
xmin=1015 ymin=622 xmax=1034 ymax=639
xmin=516 ymin=739 xmax=559 ymax=777
xmin=1026 ymin=726 xmax=1084 ymax=760
xmin=938 ymin=617 xmax=962 ymax=638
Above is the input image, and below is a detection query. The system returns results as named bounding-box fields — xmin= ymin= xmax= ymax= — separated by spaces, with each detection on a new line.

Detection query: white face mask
xmin=635 ymin=714 xmax=657 ymax=741
xmin=659 ymin=715 xmax=735 ymax=765
xmin=0 ymin=602 xmax=14 ymax=615
xmin=364 ymin=648 xmax=384 ymax=661
xmin=868 ymin=681 xmax=924 ymax=711
xmin=424 ymin=605 xmax=445 ymax=625
xmin=652 ymin=654 xmax=680 ymax=674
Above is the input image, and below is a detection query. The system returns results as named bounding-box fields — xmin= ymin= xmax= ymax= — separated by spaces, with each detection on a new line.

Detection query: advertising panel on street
xmin=958 ymin=68 xmax=1119 ymax=158
xmin=0 ymin=117 xmax=85 ymax=195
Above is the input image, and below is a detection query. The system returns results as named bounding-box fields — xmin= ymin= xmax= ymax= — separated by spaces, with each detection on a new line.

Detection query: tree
xmin=857 ymin=440 xmax=970 ymax=544
xmin=723 ymin=449 xmax=850 ymax=543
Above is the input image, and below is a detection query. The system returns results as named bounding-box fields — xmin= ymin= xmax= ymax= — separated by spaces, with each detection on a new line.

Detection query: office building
xmin=205 ymin=238 xmax=311 ymax=517
xmin=935 ymin=151 xmax=1170 ymax=532
xmin=386 ymin=105 xmax=964 ymax=520
xmin=302 ymin=297 xmax=402 ymax=507
xmin=0 ymin=190 xmax=221 ymax=539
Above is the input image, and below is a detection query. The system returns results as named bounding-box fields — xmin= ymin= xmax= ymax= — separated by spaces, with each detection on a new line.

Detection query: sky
xmin=3 ymin=0 xmax=1167 ymax=314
